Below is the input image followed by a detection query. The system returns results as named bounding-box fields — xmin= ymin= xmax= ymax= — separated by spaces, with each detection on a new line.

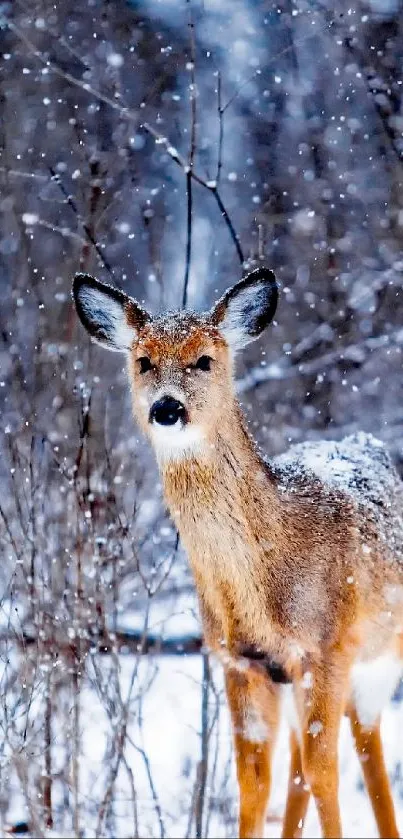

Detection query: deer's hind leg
xmin=281 ymin=729 xmax=310 ymax=839
xmin=348 ymin=708 xmax=399 ymax=838
xmin=225 ymin=666 xmax=280 ymax=839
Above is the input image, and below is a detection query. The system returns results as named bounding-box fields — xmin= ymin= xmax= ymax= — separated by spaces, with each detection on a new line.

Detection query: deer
xmin=72 ymin=267 xmax=403 ymax=839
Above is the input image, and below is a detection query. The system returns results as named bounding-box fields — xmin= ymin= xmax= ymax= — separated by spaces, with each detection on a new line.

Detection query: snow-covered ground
xmin=77 ymin=656 xmax=403 ymax=838
xmin=3 ymin=586 xmax=402 ymax=837
xmin=1 ymin=581 xmax=402 ymax=838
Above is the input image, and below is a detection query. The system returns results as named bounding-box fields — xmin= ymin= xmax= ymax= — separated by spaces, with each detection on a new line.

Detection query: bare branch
xmin=215 ymin=71 xmax=224 ymax=185
xmin=182 ymin=0 xmax=197 ymax=308
xmin=237 ymin=328 xmax=403 ymax=394
xmin=8 ymin=628 xmax=203 ymax=657
xmin=195 ymin=651 xmax=210 ymax=839
xmin=142 ymin=121 xmax=244 ymax=265
xmin=222 ymin=13 xmax=338 ymax=113
xmin=48 ymin=167 xmax=115 ymax=279
xmin=0 ymin=167 xmax=48 ymax=181
xmin=8 ymin=20 xmax=140 ymax=125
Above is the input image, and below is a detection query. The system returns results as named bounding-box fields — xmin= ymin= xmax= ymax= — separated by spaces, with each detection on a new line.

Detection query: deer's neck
xmin=159 ymin=403 xmax=284 ymax=651
xmin=159 ymin=402 xmax=281 ymax=555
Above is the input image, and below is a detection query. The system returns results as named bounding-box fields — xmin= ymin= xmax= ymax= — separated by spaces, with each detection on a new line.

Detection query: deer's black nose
xmin=149 ymin=396 xmax=187 ymax=427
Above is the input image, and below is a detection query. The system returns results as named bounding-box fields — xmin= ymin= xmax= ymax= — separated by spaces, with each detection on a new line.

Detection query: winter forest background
xmin=0 ymin=0 xmax=403 ymax=836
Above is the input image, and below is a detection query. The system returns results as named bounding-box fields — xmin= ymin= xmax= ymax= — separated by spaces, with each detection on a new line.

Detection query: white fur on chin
xmin=150 ymin=421 xmax=206 ymax=462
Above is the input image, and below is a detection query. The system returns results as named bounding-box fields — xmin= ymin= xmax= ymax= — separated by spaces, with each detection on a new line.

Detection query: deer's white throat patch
xmin=150 ymin=422 xmax=205 ymax=461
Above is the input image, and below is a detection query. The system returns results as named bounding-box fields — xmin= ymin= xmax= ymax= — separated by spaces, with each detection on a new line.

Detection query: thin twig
xmin=188 ymin=3 xmax=197 ymax=171
xmin=195 ymin=651 xmax=210 ymax=839
xmin=32 ymin=218 xmax=85 ymax=244
xmin=0 ymin=167 xmax=48 ymax=181
xmin=222 ymin=14 xmax=338 ymax=113
xmin=182 ymin=0 xmax=197 ymax=308
xmin=344 ymin=33 xmax=403 ymax=174
xmin=216 ymin=71 xmax=224 ymax=185
xmin=142 ymin=121 xmax=244 ymax=265
xmin=95 ymin=720 xmax=127 ymax=837
xmin=131 ymin=741 xmax=166 ymax=839
xmin=48 ymin=167 xmax=115 ymax=278
xmin=9 ymin=15 xmax=244 ymax=265
xmin=43 ymin=674 xmax=53 ymax=829
xmin=28 ymin=437 xmax=37 ymax=608
xmin=8 ymin=21 xmax=140 ymax=124
xmin=0 ymin=505 xmax=22 ymax=563
xmin=212 ymin=186 xmax=243 ymax=264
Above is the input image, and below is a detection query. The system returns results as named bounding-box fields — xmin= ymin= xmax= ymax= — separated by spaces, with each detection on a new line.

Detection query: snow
xmin=308 ymin=720 xmax=323 ymax=738
xmin=55 ymin=658 xmax=403 ymax=837
xmin=275 ymin=431 xmax=386 ymax=491
xmin=273 ymin=431 xmax=403 ymax=564
xmin=21 ymin=213 xmax=38 ymax=225
xmin=243 ymin=705 xmax=269 ymax=743
xmin=351 ymin=653 xmax=403 ymax=727
xmin=107 ymin=53 xmax=124 ymax=68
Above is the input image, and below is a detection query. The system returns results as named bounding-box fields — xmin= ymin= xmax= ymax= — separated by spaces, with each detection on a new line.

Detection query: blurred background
xmin=0 ymin=0 xmax=402 ymax=836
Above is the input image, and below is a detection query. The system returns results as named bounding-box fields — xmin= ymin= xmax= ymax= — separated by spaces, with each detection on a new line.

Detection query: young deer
xmin=73 ymin=268 xmax=403 ymax=839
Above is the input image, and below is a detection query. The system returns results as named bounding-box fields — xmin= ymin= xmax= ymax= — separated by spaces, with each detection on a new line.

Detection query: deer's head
xmin=72 ymin=268 xmax=278 ymax=461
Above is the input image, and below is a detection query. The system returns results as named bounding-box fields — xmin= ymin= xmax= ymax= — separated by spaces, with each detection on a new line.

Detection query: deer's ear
xmin=72 ymin=273 xmax=150 ymax=352
xmin=211 ymin=267 xmax=278 ymax=350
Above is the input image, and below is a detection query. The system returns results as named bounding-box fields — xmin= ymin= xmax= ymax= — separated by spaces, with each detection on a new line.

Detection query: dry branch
xmin=9 ymin=629 xmax=203 ymax=657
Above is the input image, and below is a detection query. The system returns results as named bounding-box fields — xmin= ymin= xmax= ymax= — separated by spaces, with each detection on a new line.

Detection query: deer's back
xmin=273 ymin=431 xmax=403 ymax=568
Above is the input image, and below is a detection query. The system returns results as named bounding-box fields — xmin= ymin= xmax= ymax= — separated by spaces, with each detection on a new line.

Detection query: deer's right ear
xmin=72 ymin=273 xmax=150 ymax=352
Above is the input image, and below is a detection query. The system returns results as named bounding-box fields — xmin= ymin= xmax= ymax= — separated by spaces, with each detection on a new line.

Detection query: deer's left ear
xmin=211 ymin=267 xmax=278 ymax=351
xmin=72 ymin=273 xmax=150 ymax=352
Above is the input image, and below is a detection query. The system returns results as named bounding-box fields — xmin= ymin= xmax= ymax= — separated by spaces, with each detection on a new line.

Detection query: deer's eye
xmin=194 ymin=355 xmax=212 ymax=372
xmin=138 ymin=356 xmax=154 ymax=374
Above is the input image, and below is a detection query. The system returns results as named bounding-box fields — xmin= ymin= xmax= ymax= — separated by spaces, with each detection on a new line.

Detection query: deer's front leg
xmin=294 ymin=655 xmax=350 ymax=839
xmin=225 ymin=664 xmax=280 ymax=839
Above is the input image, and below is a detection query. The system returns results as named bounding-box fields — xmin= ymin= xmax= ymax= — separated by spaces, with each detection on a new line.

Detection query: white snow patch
xmin=308 ymin=720 xmax=323 ymax=737
xmin=22 ymin=212 xmax=38 ymax=225
xmin=282 ymin=684 xmax=299 ymax=735
xmin=301 ymin=671 xmax=313 ymax=689
xmin=351 ymin=653 xmax=403 ymax=727
xmin=274 ymin=432 xmax=403 ymax=565
xmin=243 ymin=706 xmax=269 ymax=743
xmin=107 ymin=52 xmax=124 ymax=68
